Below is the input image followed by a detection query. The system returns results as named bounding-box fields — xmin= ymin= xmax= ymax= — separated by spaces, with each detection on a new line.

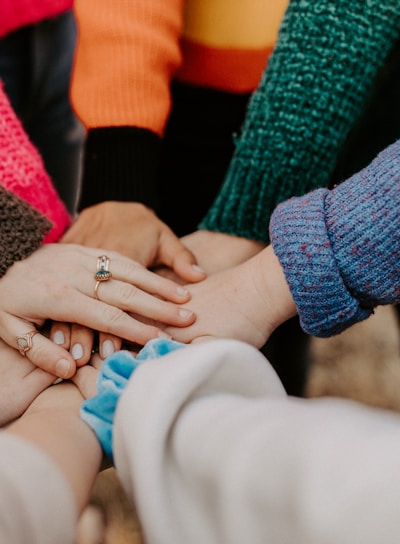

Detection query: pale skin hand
xmin=164 ymin=245 xmax=297 ymax=347
xmin=62 ymin=201 xmax=206 ymax=282
xmin=60 ymin=202 xmax=206 ymax=361
xmin=155 ymin=230 xmax=266 ymax=282
xmin=0 ymin=243 xmax=196 ymax=379
xmin=0 ymin=338 xmax=55 ymax=426
xmin=181 ymin=230 xmax=266 ymax=275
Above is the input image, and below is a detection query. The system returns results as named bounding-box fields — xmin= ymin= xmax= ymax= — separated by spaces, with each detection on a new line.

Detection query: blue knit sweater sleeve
xmin=270 ymin=139 xmax=400 ymax=337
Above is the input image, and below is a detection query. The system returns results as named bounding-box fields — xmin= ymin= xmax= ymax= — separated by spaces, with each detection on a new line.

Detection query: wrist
xmin=253 ymin=245 xmax=297 ymax=333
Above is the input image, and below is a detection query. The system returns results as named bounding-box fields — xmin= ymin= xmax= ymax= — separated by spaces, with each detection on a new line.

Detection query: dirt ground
xmin=86 ymin=304 xmax=400 ymax=543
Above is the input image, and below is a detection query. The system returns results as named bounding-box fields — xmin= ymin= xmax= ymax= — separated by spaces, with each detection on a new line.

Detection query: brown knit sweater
xmin=0 ymin=187 xmax=51 ymax=278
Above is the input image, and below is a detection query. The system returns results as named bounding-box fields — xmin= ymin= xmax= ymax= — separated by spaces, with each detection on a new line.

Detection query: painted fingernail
xmin=53 ymin=330 xmax=65 ymax=345
xmin=179 ymin=309 xmax=193 ymax=319
xmin=102 ymin=340 xmax=115 ymax=359
xmin=71 ymin=343 xmax=84 ymax=360
xmin=56 ymin=358 xmax=71 ymax=379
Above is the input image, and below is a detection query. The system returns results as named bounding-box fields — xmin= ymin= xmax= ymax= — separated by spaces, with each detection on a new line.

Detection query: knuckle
xmin=102 ymin=304 xmax=126 ymax=325
xmin=120 ymin=259 xmax=143 ymax=280
xmin=118 ymin=282 xmax=139 ymax=302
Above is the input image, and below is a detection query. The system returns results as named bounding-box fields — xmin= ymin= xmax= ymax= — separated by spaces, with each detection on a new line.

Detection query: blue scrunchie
xmin=81 ymin=338 xmax=185 ymax=463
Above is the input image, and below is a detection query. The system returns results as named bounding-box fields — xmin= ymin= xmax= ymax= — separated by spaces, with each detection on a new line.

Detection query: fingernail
xmin=102 ymin=340 xmax=115 ymax=359
xmin=192 ymin=264 xmax=205 ymax=274
xmin=158 ymin=331 xmax=172 ymax=339
xmin=53 ymin=330 xmax=65 ymax=345
xmin=56 ymin=358 xmax=71 ymax=379
xmin=176 ymin=286 xmax=189 ymax=297
xmin=71 ymin=343 xmax=84 ymax=360
xmin=179 ymin=309 xmax=193 ymax=319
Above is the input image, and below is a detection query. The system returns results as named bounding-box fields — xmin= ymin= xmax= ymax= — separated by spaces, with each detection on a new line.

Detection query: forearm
xmin=270 ymin=139 xmax=400 ymax=336
xmin=8 ymin=383 xmax=102 ymax=513
xmin=72 ymin=0 xmax=184 ymax=210
xmin=105 ymin=340 xmax=400 ymax=544
xmin=112 ymin=340 xmax=287 ymax=543
xmin=200 ymin=0 xmax=400 ymax=242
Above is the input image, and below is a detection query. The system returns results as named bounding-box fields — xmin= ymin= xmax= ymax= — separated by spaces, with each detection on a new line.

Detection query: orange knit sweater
xmin=72 ymin=0 xmax=288 ymax=136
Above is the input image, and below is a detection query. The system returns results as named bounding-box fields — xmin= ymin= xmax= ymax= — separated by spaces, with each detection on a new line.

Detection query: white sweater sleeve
xmin=0 ymin=433 xmax=77 ymax=544
xmin=113 ymin=338 xmax=400 ymax=544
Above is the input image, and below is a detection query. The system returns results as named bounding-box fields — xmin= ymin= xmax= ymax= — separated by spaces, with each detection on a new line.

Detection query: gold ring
xmin=16 ymin=330 xmax=39 ymax=357
xmin=94 ymin=280 xmax=101 ymax=300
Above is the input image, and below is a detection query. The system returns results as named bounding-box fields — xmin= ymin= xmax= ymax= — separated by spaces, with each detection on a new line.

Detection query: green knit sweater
xmin=199 ymin=0 xmax=400 ymax=243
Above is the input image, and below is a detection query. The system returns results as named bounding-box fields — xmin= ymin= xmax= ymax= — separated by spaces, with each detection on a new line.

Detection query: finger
xmin=98 ymin=253 xmax=193 ymax=303
xmin=0 ymin=340 xmax=56 ymax=425
xmin=69 ymin=324 xmax=95 ymax=366
xmin=54 ymin=246 xmax=195 ymax=303
xmin=72 ymin=354 xmax=104 ymax=399
xmin=3 ymin=284 xmax=177 ymax=349
xmin=9 ymin=318 xmax=77 ymax=379
xmin=158 ymin=232 xmax=207 ymax=283
xmin=98 ymin=332 xmax=122 ymax=360
xmin=50 ymin=321 xmax=71 ymax=350
xmin=93 ymin=278 xmax=195 ymax=327
xmin=60 ymin=295 xmax=175 ymax=347
xmin=1 ymin=368 xmax=56 ymax=425
xmin=71 ymin=365 xmax=99 ymax=399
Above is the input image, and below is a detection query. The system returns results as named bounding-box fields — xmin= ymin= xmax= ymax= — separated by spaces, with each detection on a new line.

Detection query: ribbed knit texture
xmin=0 ymin=84 xmax=71 ymax=242
xmin=72 ymin=0 xmax=285 ymax=212
xmin=0 ymin=187 xmax=51 ymax=278
xmin=200 ymin=0 xmax=400 ymax=243
xmin=270 ymin=139 xmax=400 ymax=337
xmin=78 ymin=127 xmax=162 ymax=212
xmin=72 ymin=0 xmax=184 ymax=136
xmin=0 ymin=0 xmax=72 ymax=37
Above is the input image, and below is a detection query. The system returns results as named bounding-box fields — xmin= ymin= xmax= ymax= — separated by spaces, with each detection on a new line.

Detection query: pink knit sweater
xmin=0 ymin=0 xmax=72 ymax=37
xmin=0 ymin=83 xmax=71 ymax=242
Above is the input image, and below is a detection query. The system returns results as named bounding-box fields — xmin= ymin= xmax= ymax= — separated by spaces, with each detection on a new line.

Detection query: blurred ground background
xmin=83 ymin=304 xmax=400 ymax=543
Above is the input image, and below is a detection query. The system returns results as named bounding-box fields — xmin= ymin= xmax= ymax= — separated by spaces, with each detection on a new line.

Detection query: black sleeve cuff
xmin=77 ymin=127 xmax=162 ymax=213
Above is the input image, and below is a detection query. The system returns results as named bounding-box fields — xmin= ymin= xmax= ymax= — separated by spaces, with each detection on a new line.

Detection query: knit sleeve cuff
xmin=269 ymin=188 xmax=372 ymax=337
xmin=0 ymin=188 xmax=51 ymax=278
xmin=77 ymin=127 xmax=162 ymax=213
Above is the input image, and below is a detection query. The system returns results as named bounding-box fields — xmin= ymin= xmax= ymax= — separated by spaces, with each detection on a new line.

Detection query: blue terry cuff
xmin=81 ymin=339 xmax=185 ymax=463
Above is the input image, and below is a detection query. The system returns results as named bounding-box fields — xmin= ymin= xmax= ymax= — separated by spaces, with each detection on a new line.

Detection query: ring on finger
xmin=94 ymin=255 xmax=112 ymax=300
xmin=16 ymin=330 xmax=39 ymax=357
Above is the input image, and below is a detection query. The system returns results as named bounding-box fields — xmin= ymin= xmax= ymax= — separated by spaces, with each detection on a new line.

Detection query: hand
xmin=0 ymin=338 xmax=54 ymax=426
xmin=181 ymin=230 xmax=265 ymax=275
xmin=62 ymin=202 xmax=206 ymax=283
xmin=164 ymin=246 xmax=297 ymax=347
xmin=0 ymin=244 xmax=196 ymax=378
xmin=71 ymin=352 xmax=104 ymax=400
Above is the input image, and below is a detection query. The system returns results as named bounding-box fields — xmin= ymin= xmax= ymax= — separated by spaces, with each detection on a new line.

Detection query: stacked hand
xmin=0 ymin=243 xmax=198 ymax=378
